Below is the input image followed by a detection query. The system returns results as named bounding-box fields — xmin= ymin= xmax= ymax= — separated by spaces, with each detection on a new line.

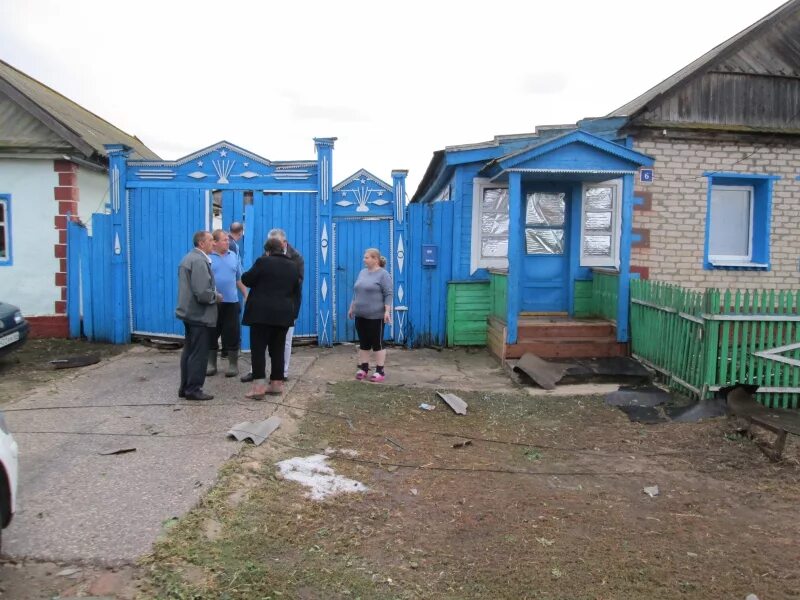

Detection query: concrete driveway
xmin=4 ymin=345 xmax=316 ymax=565
xmin=2 ymin=342 xmax=517 ymax=568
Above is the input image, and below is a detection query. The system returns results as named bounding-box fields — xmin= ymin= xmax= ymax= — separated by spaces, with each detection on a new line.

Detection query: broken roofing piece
xmin=436 ymin=392 xmax=467 ymax=415
xmin=227 ymin=416 xmax=281 ymax=446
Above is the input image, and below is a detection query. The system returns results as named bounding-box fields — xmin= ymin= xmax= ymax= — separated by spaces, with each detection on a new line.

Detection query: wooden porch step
xmin=487 ymin=315 xmax=627 ymax=360
xmin=517 ymin=322 xmax=616 ymax=339
xmin=505 ymin=339 xmax=629 ymax=359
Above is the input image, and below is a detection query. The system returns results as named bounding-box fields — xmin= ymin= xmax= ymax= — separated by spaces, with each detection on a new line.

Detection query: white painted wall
xmin=0 ymin=158 xmax=59 ymax=316
xmin=76 ymin=167 xmax=110 ymax=231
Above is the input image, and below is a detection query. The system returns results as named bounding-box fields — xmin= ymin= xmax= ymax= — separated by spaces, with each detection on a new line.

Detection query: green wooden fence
xmin=591 ymin=270 xmax=619 ymax=321
xmin=630 ymin=280 xmax=800 ymax=408
xmin=488 ymin=270 xmax=508 ymax=321
xmin=446 ymin=282 xmax=491 ymax=346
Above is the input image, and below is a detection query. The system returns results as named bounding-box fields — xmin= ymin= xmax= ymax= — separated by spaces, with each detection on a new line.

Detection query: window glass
xmin=580 ymin=182 xmax=619 ymax=267
xmin=526 ymin=193 xmax=565 ymax=226
xmin=526 ymin=229 xmax=564 ymax=254
xmin=709 ymin=187 xmax=751 ymax=260
xmin=481 ymin=188 xmax=509 ymax=258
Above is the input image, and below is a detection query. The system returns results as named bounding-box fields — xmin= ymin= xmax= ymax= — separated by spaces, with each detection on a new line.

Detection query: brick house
xmin=406 ymin=0 xmax=800 ymax=357
xmin=612 ymin=0 xmax=800 ymax=289
xmin=0 ymin=59 xmax=158 ymax=337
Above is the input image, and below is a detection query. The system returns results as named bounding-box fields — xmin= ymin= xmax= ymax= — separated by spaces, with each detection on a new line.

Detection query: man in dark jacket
xmin=241 ymin=237 xmax=300 ymax=397
xmin=176 ymin=231 xmax=221 ymax=401
xmin=241 ymin=228 xmax=304 ymax=382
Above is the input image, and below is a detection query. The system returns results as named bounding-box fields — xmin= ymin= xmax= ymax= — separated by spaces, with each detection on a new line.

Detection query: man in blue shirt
xmin=228 ymin=222 xmax=244 ymax=261
xmin=208 ymin=229 xmax=248 ymax=377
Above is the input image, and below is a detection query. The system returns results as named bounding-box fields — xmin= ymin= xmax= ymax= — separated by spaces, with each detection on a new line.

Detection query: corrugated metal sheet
xmin=0 ymin=59 xmax=159 ymax=160
xmin=609 ymin=0 xmax=800 ymax=120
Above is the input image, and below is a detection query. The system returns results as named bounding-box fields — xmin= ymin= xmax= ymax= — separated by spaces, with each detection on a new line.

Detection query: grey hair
xmin=268 ymin=228 xmax=287 ymax=241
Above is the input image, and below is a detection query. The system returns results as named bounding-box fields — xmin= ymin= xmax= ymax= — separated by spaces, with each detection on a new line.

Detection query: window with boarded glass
xmin=471 ymin=179 xmax=509 ymax=272
xmin=525 ymin=192 xmax=565 ymax=254
xmin=580 ymin=181 xmax=620 ymax=268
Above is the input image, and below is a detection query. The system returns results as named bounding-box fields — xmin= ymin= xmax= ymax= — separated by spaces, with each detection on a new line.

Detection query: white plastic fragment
xmin=643 ymin=485 xmax=660 ymax=497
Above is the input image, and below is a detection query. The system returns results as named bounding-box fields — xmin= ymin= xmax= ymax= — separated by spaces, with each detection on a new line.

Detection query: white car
xmin=0 ymin=411 xmax=18 ymax=553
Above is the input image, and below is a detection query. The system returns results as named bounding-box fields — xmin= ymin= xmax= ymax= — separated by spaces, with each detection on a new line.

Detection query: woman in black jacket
xmin=241 ymin=237 xmax=300 ymax=397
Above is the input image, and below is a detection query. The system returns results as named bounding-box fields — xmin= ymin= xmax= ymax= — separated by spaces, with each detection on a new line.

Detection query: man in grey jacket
xmin=176 ymin=231 xmax=221 ymax=401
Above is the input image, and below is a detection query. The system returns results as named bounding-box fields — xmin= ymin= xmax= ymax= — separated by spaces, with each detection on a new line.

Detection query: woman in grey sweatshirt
xmin=348 ymin=248 xmax=393 ymax=382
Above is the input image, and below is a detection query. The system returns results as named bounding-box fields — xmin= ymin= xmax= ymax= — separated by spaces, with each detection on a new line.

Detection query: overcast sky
xmin=0 ymin=0 xmax=787 ymax=195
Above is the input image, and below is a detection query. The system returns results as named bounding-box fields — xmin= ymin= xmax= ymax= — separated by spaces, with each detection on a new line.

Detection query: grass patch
xmin=141 ymin=381 xmax=800 ymax=599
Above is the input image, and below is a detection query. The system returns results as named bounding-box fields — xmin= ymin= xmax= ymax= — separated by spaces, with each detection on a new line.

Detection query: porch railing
xmin=630 ymin=279 xmax=800 ymax=408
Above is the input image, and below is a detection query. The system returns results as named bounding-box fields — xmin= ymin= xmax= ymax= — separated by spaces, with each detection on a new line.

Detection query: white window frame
xmin=708 ymin=184 xmax=754 ymax=265
xmin=471 ymin=178 xmax=509 ymax=273
xmin=580 ymin=179 xmax=621 ymax=269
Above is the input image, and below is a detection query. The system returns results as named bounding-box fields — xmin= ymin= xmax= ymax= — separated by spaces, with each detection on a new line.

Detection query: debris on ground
xmin=606 ymin=385 xmax=728 ymax=424
xmin=275 ymin=454 xmax=368 ymax=500
xmin=436 ymin=391 xmax=467 ymax=415
xmin=643 ymin=485 xmax=660 ymax=497
xmin=513 ymin=353 xmax=652 ymax=389
xmin=419 ymin=403 xmax=435 ymax=411
xmin=324 ymin=447 xmax=359 ymax=457
xmin=49 ymin=354 xmax=100 ymax=369
xmin=513 ymin=353 xmax=570 ymax=390
xmin=98 ymin=447 xmax=136 ymax=456
xmin=227 ymin=416 xmax=281 ymax=446
xmin=451 ymin=439 xmax=472 ymax=449
xmin=727 ymin=385 xmax=800 ymax=461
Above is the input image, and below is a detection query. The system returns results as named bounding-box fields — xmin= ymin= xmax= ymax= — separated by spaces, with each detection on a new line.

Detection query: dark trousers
xmin=209 ymin=302 xmax=241 ymax=352
xmin=250 ymin=324 xmax=288 ymax=381
xmin=355 ymin=316 xmax=385 ymax=351
xmin=180 ymin=321 xmax=210 ymax=395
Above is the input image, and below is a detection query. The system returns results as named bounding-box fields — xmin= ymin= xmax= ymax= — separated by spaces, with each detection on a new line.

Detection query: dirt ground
xmin=0 ymin=342 xmax=798 ymax=599
xmin=136 ymin=347 xmax=800 ymax=600
xmin=0 ymin=338 xmax=127 ymax=401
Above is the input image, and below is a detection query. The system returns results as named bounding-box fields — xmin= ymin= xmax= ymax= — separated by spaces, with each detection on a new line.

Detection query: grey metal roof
xmin=0 ymin=59 xmax=159 ymax=161
xmin=609 ymin=0 xmax=800 ymax=118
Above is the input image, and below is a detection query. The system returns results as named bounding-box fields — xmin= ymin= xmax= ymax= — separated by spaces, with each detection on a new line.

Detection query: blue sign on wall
xmin=422 ymin=245 xmax=438 ymax=266
xmin=640 ymin=168 xmax=654 ymax=183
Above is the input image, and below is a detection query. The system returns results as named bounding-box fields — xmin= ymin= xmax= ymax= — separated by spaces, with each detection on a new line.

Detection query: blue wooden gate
xmin=67 ymin=140 xmax=412 ymax=347
xmin=331 ymin=169 xmax=407 ymax=344
xmin=333 ymin=217 xmax=393 ymax=342
xmin=129 ymin=188 xmax=209 ymax=336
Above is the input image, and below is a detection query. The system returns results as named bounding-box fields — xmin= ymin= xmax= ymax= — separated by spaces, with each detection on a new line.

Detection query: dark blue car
xmin=0 ymin=302 xmax=29 ymax=359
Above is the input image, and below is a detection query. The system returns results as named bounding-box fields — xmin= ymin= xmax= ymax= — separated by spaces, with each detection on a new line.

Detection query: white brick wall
xmin=632 ymin=137 xmax=800 ymax=290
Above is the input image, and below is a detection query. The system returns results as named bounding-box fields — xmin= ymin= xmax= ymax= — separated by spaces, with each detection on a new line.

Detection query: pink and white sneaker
xmin=355 ymin=369 xmax=368 ymax=380
xmin=368 ymin=372 xmax=385 ymax=383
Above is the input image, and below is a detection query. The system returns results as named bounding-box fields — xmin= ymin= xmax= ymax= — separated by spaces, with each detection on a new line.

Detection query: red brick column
xmin=53 ymin=159 xmax=79 ymax=315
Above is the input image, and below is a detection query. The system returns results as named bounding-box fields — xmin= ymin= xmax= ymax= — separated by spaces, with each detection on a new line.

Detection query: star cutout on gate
xmin=197 ymin=161 xmax=203 ymax=167
xmin=219 ymin=149 xmax=228 ymax=157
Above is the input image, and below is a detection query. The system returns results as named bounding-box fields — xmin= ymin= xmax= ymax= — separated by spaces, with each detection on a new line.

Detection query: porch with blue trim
xmin=408 ymin=128 xmax=654 ymax=359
